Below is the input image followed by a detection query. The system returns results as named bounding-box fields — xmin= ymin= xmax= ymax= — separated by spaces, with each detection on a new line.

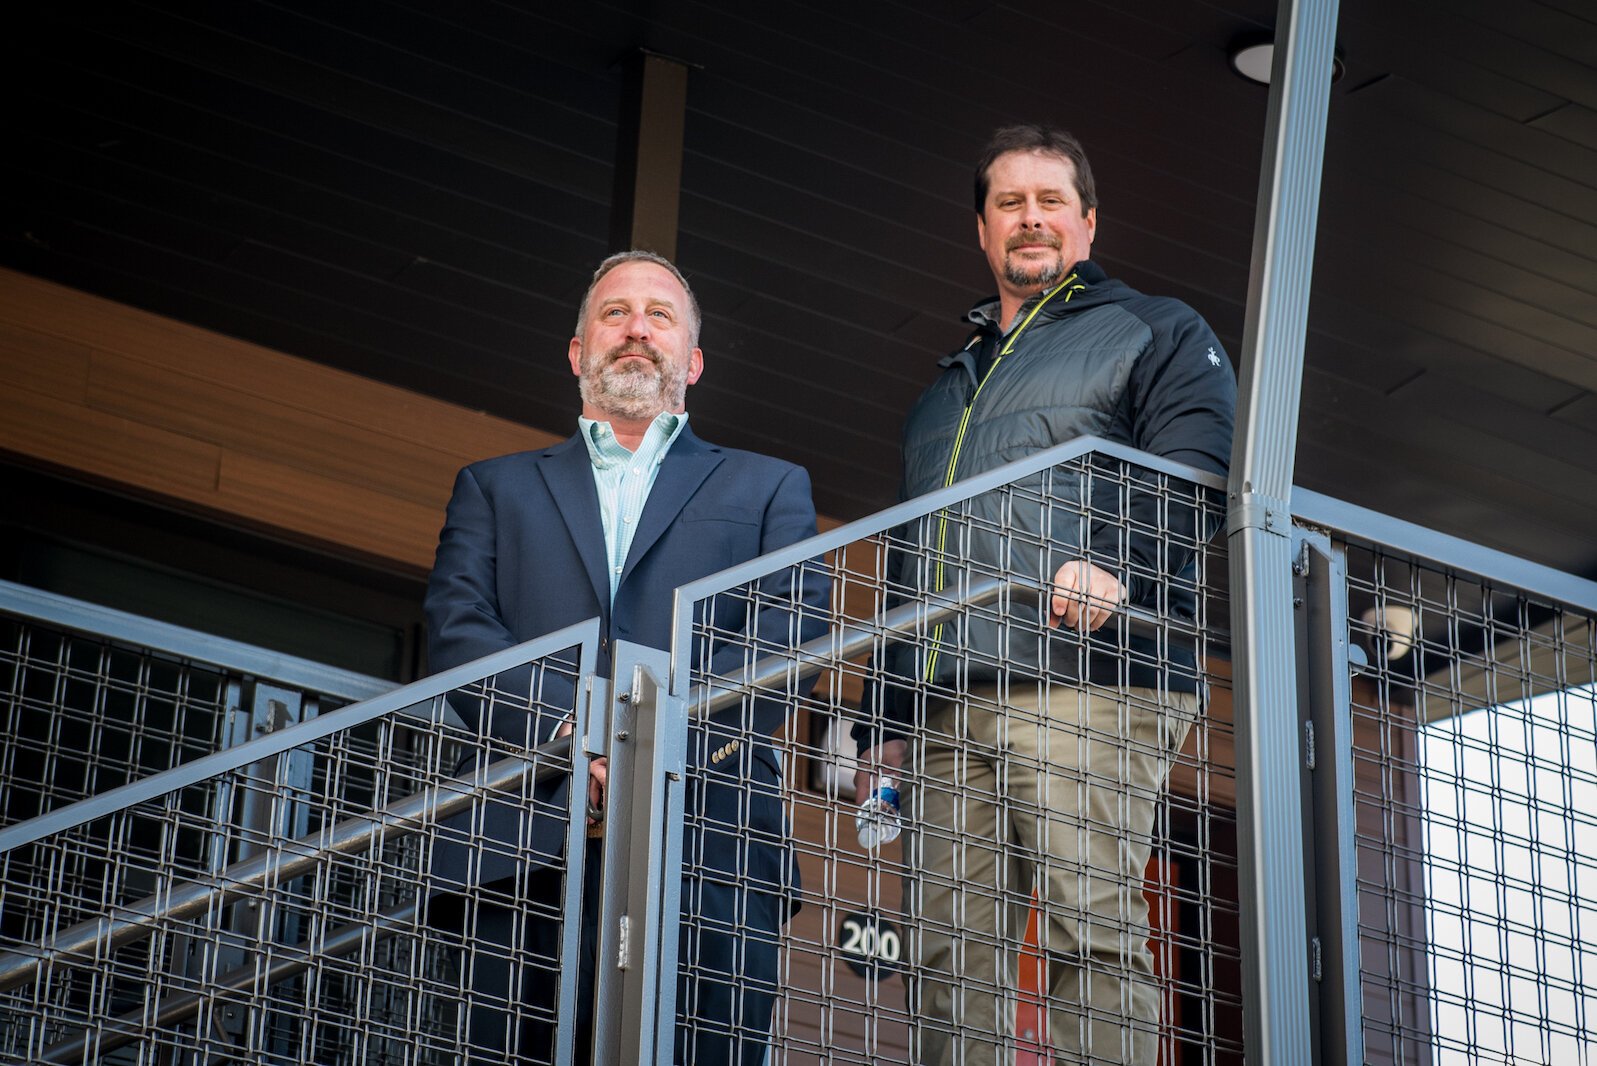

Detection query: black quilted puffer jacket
xmin=864 ymin=259 xmax=1237 ymax=742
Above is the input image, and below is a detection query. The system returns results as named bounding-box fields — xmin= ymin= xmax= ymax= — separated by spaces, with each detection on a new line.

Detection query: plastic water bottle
xmin=855 ymin=776 xmax=903 ymax=849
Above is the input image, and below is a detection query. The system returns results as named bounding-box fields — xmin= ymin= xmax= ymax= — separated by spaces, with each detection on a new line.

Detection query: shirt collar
xmin=965 ymin=297 xmax=1003 ymax=332
xmin=577 ymin=410 xmax=687 ymax=470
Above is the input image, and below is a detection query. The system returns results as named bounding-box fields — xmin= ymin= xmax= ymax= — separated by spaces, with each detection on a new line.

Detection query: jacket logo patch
xmin=1206 ymin=347 xmax=1223 ymax=368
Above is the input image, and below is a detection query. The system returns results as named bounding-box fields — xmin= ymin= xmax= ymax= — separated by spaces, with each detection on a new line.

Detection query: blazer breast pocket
xmin=679 ymin=502 xmax=763 ymax=526
xmin=677 ymin=503 xmax=762 ymax=560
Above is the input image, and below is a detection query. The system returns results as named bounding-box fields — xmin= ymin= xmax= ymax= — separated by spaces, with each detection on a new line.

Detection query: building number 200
xmin=840 ymin=916 xmax=900 ymax=963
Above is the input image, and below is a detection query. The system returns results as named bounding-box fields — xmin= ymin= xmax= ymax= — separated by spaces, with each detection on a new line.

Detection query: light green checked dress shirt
xmin=577 ymin=410 xmax=688 ymax=605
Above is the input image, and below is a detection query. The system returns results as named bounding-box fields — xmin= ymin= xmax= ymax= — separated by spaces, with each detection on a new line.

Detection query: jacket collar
xmin=620 ymin=423 xmax=722 ymax=588
xmin=962 ymin=258 xmax=1112 ymax=334
xmin=536 ymin=424 xmax=725 ymax=607
xmin=538 ymin=435 xmax=611 ymax=611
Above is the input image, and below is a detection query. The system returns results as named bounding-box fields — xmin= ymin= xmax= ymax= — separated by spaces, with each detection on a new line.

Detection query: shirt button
xmin=614 ymin=566 xmax=623 ymax=574
xmin=631 ymin=467 xmax=641 ymax=475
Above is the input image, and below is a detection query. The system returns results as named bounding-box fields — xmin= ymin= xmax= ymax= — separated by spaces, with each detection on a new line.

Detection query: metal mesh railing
xmin=8 ymin=449 xmax=1597 ymax=1066
xmin=671 ymin=442 xmax=1241 ymax=1065
xmin=0 ymin=615 xmax=233 ymax=824
xmin=0 ymin=622 xmax=599 ymax=1065
xmin=1342 ymin=541 xmax=1597 ymax=1066
xmin=0 ymin=581 xmax=390 ymax=829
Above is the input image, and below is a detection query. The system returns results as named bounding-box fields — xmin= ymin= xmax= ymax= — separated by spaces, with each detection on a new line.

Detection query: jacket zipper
xmin=924 ymin=274 xmax=1084 ymax=682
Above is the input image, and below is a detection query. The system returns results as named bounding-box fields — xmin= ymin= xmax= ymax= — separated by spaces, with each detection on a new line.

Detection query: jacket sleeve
xmin=1088 ymin=301 xmax=1236 ymax=606
xmin=425 ymin=464 xmax=576 ymax=747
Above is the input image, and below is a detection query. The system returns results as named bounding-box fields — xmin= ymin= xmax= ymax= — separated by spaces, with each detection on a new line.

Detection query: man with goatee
xmin=855 ymin=125 xmax=1236 ymax=1064
xmin=427 ymin=250 xmax=828 ymax=1064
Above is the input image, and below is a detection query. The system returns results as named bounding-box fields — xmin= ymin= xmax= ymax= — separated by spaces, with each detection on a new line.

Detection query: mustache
xmin=1005 ymin=231 xmax=1061 ymax=251
xmin=602 ymin=341 xmax=663 ymax=367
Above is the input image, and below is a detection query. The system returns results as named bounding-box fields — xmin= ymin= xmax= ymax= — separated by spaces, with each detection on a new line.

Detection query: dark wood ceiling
xmin=6 ymin=0 xmax=1596 ymax=580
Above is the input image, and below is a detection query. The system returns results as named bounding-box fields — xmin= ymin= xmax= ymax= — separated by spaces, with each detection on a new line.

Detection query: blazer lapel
xmin=621 ymin=425 xmax=723 ymax=587
xmin=537 ymin=435 xmax=611 ymax=612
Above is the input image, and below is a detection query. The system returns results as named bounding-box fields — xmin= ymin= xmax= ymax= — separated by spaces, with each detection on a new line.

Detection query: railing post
xmin=592 ymin=643 xmax=687 ymax=1065
xmin=1293 ymin=529 xmax=1363 ymax=1063
xmin=219 ymin=680 xmax=313 ymax=1054
xmin=1227 ymin=0 xmax=1340 ymax=1060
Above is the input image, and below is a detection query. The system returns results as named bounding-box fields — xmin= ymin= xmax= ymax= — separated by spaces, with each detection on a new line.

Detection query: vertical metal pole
xmin=1227 ymin=0 xmax=1341 ymax=1062
xmin=223 ymin=681 xmax=306 ymax=1053
xmin=554 ymin=671 xmax=604 ymax=1066
xmin=591 ymin=643 xmax=687 ymax=1065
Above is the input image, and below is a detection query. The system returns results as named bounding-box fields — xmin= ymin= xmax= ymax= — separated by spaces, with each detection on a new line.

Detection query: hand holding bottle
xmin=855 ymin=775 xmax=902 ymax=849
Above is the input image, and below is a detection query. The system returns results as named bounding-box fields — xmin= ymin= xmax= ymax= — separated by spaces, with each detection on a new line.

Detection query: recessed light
xmin=1228 ymin=39 xmax=1345 ymax=86
xmin=1230 ymin=42 xmax=1276 ymax=85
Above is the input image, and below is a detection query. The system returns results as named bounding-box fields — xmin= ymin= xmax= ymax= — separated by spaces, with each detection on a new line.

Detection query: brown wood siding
xmin=0 ymin=266 xmax=562 ymax=572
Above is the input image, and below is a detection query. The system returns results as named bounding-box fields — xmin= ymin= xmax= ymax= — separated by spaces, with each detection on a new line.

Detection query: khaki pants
xmin=902 ymin=682 xmax=1199 ymax=1066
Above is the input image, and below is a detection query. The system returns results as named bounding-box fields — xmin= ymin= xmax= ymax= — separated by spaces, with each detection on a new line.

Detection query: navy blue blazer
xmin=424 ymin=424 xmax=830 ymax=891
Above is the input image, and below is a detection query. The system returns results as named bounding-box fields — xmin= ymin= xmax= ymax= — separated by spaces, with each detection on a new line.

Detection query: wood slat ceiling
xmin=5 ymin=0 xmax=1595 ymax=579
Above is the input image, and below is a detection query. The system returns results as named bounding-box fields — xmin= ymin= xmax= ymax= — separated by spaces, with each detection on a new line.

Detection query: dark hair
xmin=973 ymin=125 xmax=1098 ymax=217
xmin=576 ymin=250 xmax=702 ymax=346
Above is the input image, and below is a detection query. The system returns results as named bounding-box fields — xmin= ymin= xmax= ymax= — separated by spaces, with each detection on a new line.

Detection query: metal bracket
xmin=583 ymin=674 xmax=613 ymax=761
xmin=1229 ymin=490 xmax=1292 ymax=539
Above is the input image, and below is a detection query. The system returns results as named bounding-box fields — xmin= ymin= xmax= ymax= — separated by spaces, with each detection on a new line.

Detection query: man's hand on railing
xmin=854 ymin=739 xmax=907 ymax=808
xmin=1048 ymin=559 xmax=1127 ymax=632
xmin=555 ymin=720 xmax=607 ymax=825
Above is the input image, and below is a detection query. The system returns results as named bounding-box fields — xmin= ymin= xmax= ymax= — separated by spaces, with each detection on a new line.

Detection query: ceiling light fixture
xmin=1228 ymin=36 xmax=1345 ymax=86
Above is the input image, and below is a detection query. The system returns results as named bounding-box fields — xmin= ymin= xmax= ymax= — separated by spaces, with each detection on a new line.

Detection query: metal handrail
xmin=673 ymin=436 xmax=1226 ymax=632
xmin=1292 ymin=487 xmax=1597 ymax=615
xmin=0 ymin=571 xmax=1180 ymax=1025
xmin=0 ymin=619 xmax=599 ymax=854
xmin=0 ymin=578 xmax=394 ymax=704
xmin=669 ymin=435 xmax=1228 ymax=692
xmin=2 ymin=441 xmax=1230 ymax=1053
xmin=690 ymin=573 xmax=1188 ymax=720
xmin=7 ymin=440 xmax=1595 ymax=1058
xmin=38 ymin=903 xmax=421 ymax=1063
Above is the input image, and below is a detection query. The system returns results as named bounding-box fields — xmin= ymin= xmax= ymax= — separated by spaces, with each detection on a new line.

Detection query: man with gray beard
xmin=427 ymin=250 xmax=828 ymax=1064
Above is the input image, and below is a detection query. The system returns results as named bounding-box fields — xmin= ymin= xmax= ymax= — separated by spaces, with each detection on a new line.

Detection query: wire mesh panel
xmin=675 ymin=447 xmax=1241 ymax=1065
xmin=0 ymin=614 xmax=235 ymax=825
xmin=0 ymin=633 xmax=595 ymax=1066
xmin=1345 ymin=544 xmax=1597 ymax=1066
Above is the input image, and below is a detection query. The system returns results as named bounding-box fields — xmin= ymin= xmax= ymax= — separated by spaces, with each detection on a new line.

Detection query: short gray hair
xmin=575 ymin=250 xmax=702 ymax=347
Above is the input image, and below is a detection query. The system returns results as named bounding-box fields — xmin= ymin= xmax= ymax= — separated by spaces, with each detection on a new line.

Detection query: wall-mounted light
xmin=1228 ymin=35 xmax=1345 ymax=85
xmin=1361 ymin=604 xmax=1416 ymax=661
